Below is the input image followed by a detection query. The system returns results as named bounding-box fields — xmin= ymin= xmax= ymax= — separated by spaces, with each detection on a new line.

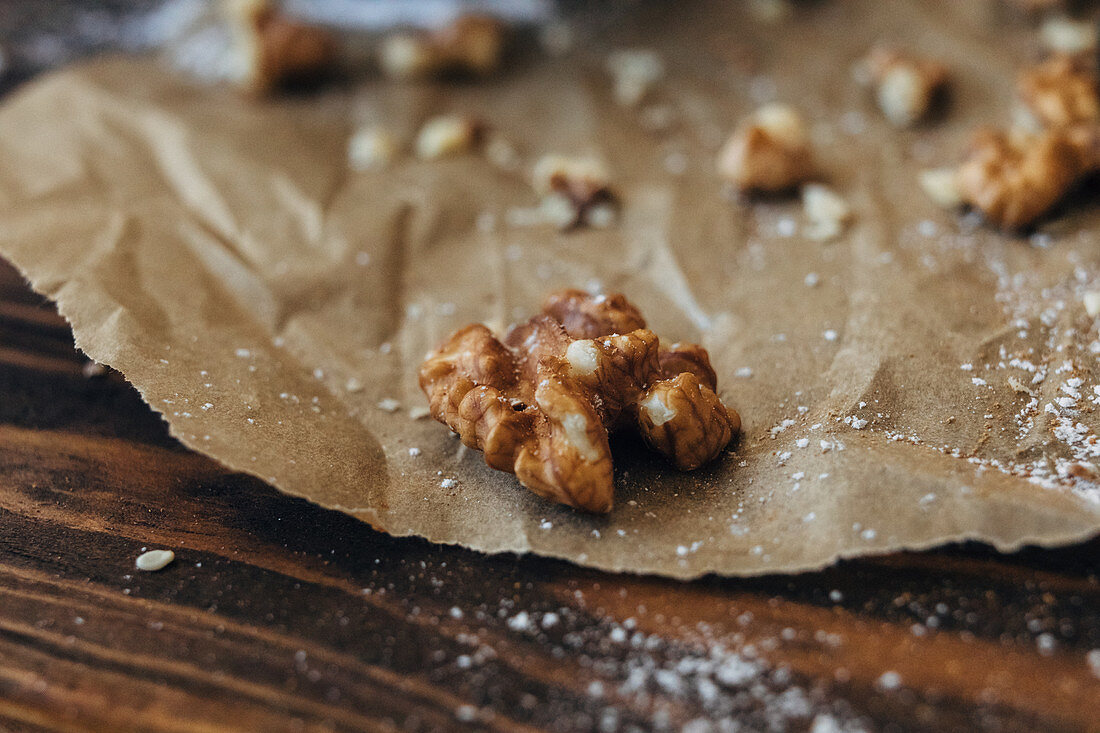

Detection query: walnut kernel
xmin=801 ymin=184 xmax=852 ymax=241
xmin=954 ymin=127 xmax=1086 ymax=229
xmin=225 ymin=0 xmax=338 ymax=95
xmin=606 ymin=49 xmax=665 ymax=107
xmin=414 ymin=115 xmax=483 ymax=160
xmin=1017 ymin=54 xmax=1100 ymax=129
xmin=861 ymin=47 xmax=949 ymax=127
xmin=1084 ymin=291 xmax=1100 ymax=317
xmin=380 ymin=14 xmax=506 ymax=79
xmin=348 ymin=125 xmax=399 ymax=170
xmin=717 ymin=104 xmax=814 ymax=193
xmin=531 ymin=155 xmax=617 ymax=229
xmin=918 ymin=167 xmax=965 ymax=209
xmin=418 ymin=290 xmax=740 ymax=512
xmin=1040 ymin=16 xmax=1098 ymax=55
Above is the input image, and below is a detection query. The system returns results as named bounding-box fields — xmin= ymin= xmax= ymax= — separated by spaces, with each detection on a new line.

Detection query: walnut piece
xmin=380 ymin=15 xmax=506 ymax=80
xmin=531 ymin=155 xmax=618 ymax=229
xmin=605 ymin=49 xmax=665 ymax=107
xmin=1084 ymin=290 xmax=1100 ymax=317
xmin=226 ymin=0 xmax=338 ymax=95
xmin=860 ymin=47 xmax=949 ymax=128
xmin=801 ymin=184 xmax=852 ymax=241
xmin=954 ymin=127 xmax=1088 ymax=230
xmin=1040 ymin=16 xmax=1098 ymax=55
xmin=918 ymin=167 xmax=965 ymax=209
xmin=1017 ymin=54 xmax=1100 ymax=129
xmin=418 ymin=290 xmax=741 ymax=512
xmin=414 ymin=115 xmax=484 ymax=159
xmin=924 ymin=53 xmax=1099 ymax=228
xmin=348 ymin=125 xmax=399 ymax=170
xmin=717 ymin=104 xmax=814 ymax=193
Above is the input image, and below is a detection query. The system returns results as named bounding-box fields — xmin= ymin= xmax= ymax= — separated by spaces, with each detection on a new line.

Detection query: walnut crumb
xmin=380 ymin=15 xmax=506 ymax=80
xmin=717 ymin=104 xmax=814 ymax=193
xmin=348 ymin=125 xmax=399 ymax=171
xmin=801 ymin=184 xmax=852 ymax=241
xmin=414 ymin=115 xmax=484 ymax=160
xmin=531 ymin=155 xmax=617 ymax=229
xmin=859 ymin=47 xmax=949 ymax=127
xmin=225 ymin=0 xmax=338 ymax=95
xmin=1040 ymin=16 xmax=1098 ymax=55
xmin=1084 ymin=291 xmax=1100 ymax=317
xmin=1017 ymin=54 xmax=1100 ymax=129
xmin=606 ymin=49 xmax=665 ymax=107
xmin=918 ymin=167 xmax=964 ymax=209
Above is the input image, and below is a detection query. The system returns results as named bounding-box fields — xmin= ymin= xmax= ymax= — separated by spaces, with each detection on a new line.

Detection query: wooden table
xmin=2 ymin=254 xmax=1100 ymax=732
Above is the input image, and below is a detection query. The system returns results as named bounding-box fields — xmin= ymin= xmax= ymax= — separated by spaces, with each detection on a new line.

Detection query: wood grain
xmin=1 ymin=259 xmax=1099 ymax=733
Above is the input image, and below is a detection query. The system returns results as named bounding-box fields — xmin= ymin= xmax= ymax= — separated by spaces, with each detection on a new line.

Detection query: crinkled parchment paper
xmin=1 ymin=0 xmax=1099 ymax=578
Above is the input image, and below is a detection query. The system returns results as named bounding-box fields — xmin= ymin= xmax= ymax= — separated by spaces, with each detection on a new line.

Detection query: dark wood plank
xmin=1 ymin=259 xmax=1099 ymax=732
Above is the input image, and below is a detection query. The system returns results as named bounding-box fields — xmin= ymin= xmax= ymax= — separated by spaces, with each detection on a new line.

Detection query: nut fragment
xmin=606 ymin=49 xmax=665 ymax=107
xmin=415 ymin=115 xmax=483 ymax=159
xmin=531 ymin=155 xmax=618 ymax=229
xmin=860 ymin=47 xmax=949 ymax=127
xmin=348 ymin=125 xmax=399 ymax=170
xmin=418 ymin=290 xmax=741 ymax=512
xmin=225 ymin=0 xmax=338 ymax=95
xmin=1084 ymin=291 xmax=1100 ymax=317
xmin=924 ymin=52 xmax=1100 ymax=228
xmin=1017 ymin=54 xmax=1099 ymax=129
xmin=717 ymin=104 xmax=814 ymax=193
xmin=380 ymin=14 xmax=506 ymax=80
xmin=918 ymin=167 xmax=964 ymax=209
xmin=954 ymin=127 xmax=1088 ymax=229
xmin=1040 ymin=16 xmax=1098 ymax=55
xmin=801 ymin=184 xmax=852 ymax=241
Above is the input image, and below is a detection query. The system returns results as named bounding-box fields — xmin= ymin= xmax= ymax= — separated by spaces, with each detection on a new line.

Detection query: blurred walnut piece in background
xmin=418 ymin=291 xmax=740 ymax=513
xmin=225 ymin=0 xmax=339 ymax=94
xmin=531 ymin=155 xmax=618 ymax=230
xmin=858 ymin=47 xmax=949 ymax=127
xmin=717 ymin=104 xmax=814 ymax=193
xmin=380 ymin=15 xmax=507 ymax=80
xmin=922 ymin=48 xmax=1100 ymax=230
xmin=1017 ymin=54 xmax=1100 ymax=129
xmin=414 ymin=114 xmax=484 ymax=159
xmin=954 ymin=127 xmax=1089 ymax=231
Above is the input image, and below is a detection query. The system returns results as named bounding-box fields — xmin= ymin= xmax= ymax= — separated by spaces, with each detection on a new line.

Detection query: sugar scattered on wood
xmin=876 ymin=671 xmax=901 ymax=690
xmin=135 ymin=549 xmax=175 ymax=572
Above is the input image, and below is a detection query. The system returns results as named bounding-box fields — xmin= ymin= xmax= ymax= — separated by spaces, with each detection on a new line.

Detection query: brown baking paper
xmin=1 ymin=1 xmax=1099 ymax=578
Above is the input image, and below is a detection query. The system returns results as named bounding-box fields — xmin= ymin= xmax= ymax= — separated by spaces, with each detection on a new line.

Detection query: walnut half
xmin=418 ymin=290 xmax=741 ymax=512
